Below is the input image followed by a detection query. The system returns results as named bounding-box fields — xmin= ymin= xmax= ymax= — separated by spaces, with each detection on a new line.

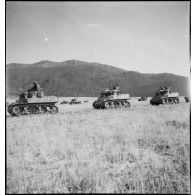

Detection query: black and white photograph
xmin=5 ymin=1 xmax=191 ymax=194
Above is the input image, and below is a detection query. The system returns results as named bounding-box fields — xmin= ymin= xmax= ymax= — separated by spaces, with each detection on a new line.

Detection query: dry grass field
xmin=6 ymin=98 xmax=190 ymax=193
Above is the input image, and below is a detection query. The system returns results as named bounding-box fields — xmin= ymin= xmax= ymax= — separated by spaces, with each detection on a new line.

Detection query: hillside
xmin=6 ymin=60 xmax=190 ymax=97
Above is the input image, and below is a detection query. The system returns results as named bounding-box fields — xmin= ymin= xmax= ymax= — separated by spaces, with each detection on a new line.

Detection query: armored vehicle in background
xmin=69 ymin=97 xmax=82 ymax=105
xmin=7 ymin=89 xmax=58 ymax=116
xmin=138 ymin=96 xmax=147 ymax=101
xmin=92 ymin=87 xmax=130 ymax=109
xmin=184 ymin=96 xmax=190 ymax=103
xmin=150 ymin=87 xmax=179 ymax=105
xmin=61 ymin=100 xmax=69 ymax=104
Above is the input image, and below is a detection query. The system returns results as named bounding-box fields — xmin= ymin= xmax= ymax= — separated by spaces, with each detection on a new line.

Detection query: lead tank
xmin=7 ymin=90 xmax=58 ymax=116
xmin=92 ymin=87 xmax=130 ymax=109
xmin=150 ymin=87 xmax=179 ymax=105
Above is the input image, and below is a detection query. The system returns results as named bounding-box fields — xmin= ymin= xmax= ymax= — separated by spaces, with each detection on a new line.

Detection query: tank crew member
xmin=112 ymin=86 xmax=119 ymax=96
xmin=159 ymin=86 xmax=163 ymax=90
xmin=28 ymin=81 xmax=40 ymax=92
xmin=26 ymin=81 xmax=41 ymax=98
xmin=19 ymin=91 xmax=28 ymax=99
xmin=159 ymin=86 xmax=166 ymax=94
xmin=164 ymin=86 xmax=168 ymax=93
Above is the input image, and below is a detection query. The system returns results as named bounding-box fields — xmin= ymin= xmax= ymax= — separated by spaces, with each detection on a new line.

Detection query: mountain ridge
xmin=6 ymin=60 xmax=190 ymax=97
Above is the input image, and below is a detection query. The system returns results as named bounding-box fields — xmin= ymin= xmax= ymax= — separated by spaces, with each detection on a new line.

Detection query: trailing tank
xmin=7 ymin=90 xmax=58 ymax=117
xmin=92 ymin=87 xmax=130 ymax=109
xmin=150 ymin=87 xmax=179 ymax=105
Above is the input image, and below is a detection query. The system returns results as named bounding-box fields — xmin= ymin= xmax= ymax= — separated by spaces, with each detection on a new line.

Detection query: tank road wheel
xmin=127 ymin=101 xmax=131 ymax=108
xmin=36 ymin=106 xmax=46 ymax=114
xmin=114 ymin=101 xmax=120 ymax=108
xmin=41 ymin=106 xmax=48 ymax=113
xmin=110 ymin=101 xmax=115 ymax=109
xmin=173 ymin=98 xmax=179 ymax=104
xmin=121 ymin=101 xmax=125 ymax=108
xmin=124 ymin=101 xmax=131 ymax=108
xmin=23 ymin=106 xmax=31 ymax=115
xmin=169 ymin=98 xmax=174 ymax=104
xmin=118 ymin=101 xmax=123 ymax=108
xmin=50 ymin=106 xmax=58 ymax=114
xmin=12 ymin=106 xmax=21 ymax=117
xmin=104 ymin=101 xmax=110 ymax=109
xmin=162 ymin=99 xmax=166 ymax=105
xmin=113 ymin=101 xmax=117 ymax=108
xmin=118 ymin=101 xmax=124 ymax=108
xmin=38 ymin=106 xmax=42 ymax=114
xmin=27 ymin=105 xmax=37 ymax=115
xmin=110 ymin=101 xmax=116 ymax=109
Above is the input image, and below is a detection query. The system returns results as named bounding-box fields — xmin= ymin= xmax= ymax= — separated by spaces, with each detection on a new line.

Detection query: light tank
xmin=61 ymin=100 xmax=69 ymax=104
xmin=150 ymin=87 xmax=179 ymax=105
xmin=7 ymin=90 xmax=58 ymax=116
xmin=138 ymin=96 xmax=147 ymax=101
xmin=92 ymin=87 xmax=130 ymax=109
xmin=69 ymin=97 xmax=82 ymax=105
xmin=184 ymin=96 xmax=190 ymax=103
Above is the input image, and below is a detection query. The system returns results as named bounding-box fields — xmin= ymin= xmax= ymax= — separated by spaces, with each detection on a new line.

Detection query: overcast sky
xmin=6 ymin=1 xmax=190 ymax=76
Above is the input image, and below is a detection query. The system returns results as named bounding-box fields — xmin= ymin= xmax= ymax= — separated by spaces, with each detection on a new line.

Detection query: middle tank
xmin=92 ymin=87 xmax=130 ymax=109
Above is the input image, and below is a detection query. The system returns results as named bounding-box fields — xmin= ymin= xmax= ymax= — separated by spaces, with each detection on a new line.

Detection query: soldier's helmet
xmin=159 ymin=86 xmax=163 ymax=90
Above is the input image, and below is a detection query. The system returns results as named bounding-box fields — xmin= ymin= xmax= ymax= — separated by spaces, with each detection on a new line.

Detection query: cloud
xmin=87 ymin=23 xmax=101 ymax=28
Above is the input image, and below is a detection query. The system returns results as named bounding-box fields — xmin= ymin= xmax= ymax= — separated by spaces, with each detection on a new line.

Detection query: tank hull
xmin=93 ymin=99 xmax=131 ymax=109
xmin=92 ymin=88 xmax=130 ymax=109
xmin=7 ymin=96 xmax=58 ymax=116
xmin=150 ymin=96 xmax=179 ymax=105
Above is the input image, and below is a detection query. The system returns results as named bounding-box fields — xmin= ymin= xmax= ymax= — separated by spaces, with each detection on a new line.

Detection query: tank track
xmin=7 ymin=102 xmax=58 ymax=117
xmin=150 ymin=97 xmax=179 ymax=106
xmin=93 ymin=100 xmax=131 ymax=109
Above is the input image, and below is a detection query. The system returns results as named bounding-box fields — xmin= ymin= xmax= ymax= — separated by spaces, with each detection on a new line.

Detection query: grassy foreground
xmin=6 ymin=102 xmax=190 ymax=193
